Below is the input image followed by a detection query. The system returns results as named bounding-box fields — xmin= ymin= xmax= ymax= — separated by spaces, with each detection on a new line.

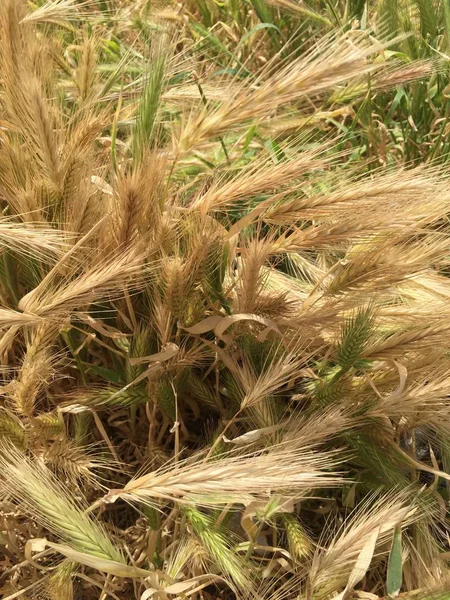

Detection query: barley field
xmin=1 ymin=1 xmax=450 ymax=599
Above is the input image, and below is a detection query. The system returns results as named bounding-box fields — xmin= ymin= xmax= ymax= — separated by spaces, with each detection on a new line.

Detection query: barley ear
xmin=0 ymin=446 xmax=127 ymax=567
xmin=281 ymin=513 xmax=313 ymax=561
xmin=184 ymin=505 xmax=250 ymax=589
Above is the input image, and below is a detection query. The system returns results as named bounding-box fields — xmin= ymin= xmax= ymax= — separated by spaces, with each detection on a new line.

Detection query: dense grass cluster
xmin=2 ymin=1 xmax=450 ymax=598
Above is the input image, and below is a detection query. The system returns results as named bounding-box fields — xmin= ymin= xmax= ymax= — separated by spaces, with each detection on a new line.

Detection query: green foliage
xmin=387 ymin=525 xmax=403 ymax=597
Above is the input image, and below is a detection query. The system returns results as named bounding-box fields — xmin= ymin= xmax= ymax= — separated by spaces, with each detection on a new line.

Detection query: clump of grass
xmin=1 ymin=0 xmax=450 ymax=599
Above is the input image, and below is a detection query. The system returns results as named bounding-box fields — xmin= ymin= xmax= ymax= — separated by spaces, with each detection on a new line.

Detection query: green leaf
xmin=191 ymin=22 xmax=232 ymax=57
xmin=386 ymin=87 xmax=407 ymax=122
xmin=264 ymin=138 xmax=286 ymax=162
xmin=82 ymin=363 xmax=124 ymax=384
xmin=248 ymin=0 xmax=282 ymax=49
xmin=249 ymin=0 xmax=273 ymax=25
xmin=235 ymin=22 xmax=282 ymax=53
xmin=387 ymin=525 xmax=403 ymax=598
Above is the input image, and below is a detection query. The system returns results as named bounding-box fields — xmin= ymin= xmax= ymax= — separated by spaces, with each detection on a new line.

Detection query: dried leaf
xmin=129 ymin=343 xmax=179 ymax=365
